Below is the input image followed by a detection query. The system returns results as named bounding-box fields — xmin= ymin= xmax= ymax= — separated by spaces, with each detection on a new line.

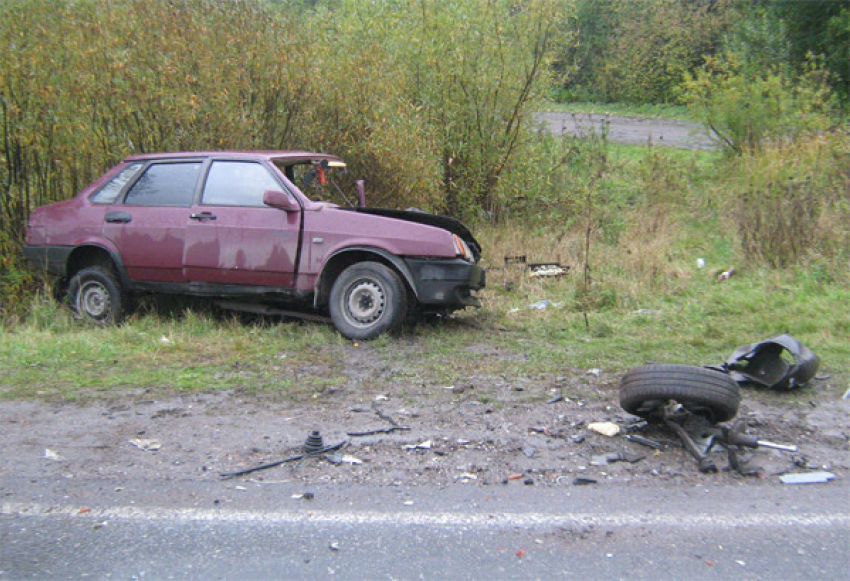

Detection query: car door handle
xmin=190 ymin=212 xmax=217 ymax=221
xmin=105 ymin=211 xmax=132 ymax=224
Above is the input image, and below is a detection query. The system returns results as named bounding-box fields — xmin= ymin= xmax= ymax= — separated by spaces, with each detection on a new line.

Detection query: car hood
xmin=340 ymin=207 xmax=482 ymax=261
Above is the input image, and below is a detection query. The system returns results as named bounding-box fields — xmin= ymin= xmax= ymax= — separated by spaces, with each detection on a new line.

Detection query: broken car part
xmin=620 ymin=364 xmax=740 ymax=423
xmin=303 ymin=431 xmax=325 ymax=453
xmin=220 ymin=440 xmax=347 ymax=479
xmin=716 ymin=334 xmax=820 ymax=390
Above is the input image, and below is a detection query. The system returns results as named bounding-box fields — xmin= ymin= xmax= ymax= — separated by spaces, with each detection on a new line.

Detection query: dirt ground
xmin=2 ymin=341 xmax=847 ymax=492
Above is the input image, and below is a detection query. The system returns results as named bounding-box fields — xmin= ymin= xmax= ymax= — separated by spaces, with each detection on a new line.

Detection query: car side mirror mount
xmin=263 ymin=190 xmax=300 ymax=212
xmin=356 ymin=180 xmax=366 ymax=208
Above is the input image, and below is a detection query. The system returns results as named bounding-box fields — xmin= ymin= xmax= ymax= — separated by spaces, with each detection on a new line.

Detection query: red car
xmin=23 ymin=151 xmax=485 ymax=339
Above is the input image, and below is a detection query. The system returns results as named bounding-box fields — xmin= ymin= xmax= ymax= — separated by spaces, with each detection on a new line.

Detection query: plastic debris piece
xmin=529 ymin=263 xmax=569 ymax=278
xmin=625 ymin=434 xmax=662 ymax=449
xmin=529 ymin=300 xmax=551 ymax=310
xmin=128 ymin=438 xmax=162 ymax=451
xmin=404 ymin=440 xmax=432 ymax=450
xmin=547 ymin=395 xmax=563 ymax=404
xmin=716 ymin=267 xmax=735 ymax=282
xmin=842 ymin=387 xmax=850 ymax=400
xmin=696 ymin=258 xmax=705 ymax=269
xmin=588 ymin=422 xmax=620 ymax=437
xmin=779 ymin=471 xmax=835 ymax=485
xmin=44 ymin=448 xmax=65 ymax=461
xmin=586 ymin=368 xmax=602 ymax=378
xmin=573 ymin=477 xmax=598 ymax=485
xmin=508 ymin=473 xmax=523 ymax=480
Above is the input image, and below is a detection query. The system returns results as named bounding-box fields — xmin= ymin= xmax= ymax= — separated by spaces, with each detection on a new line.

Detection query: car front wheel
xmin=329 ymin=262 xmax=407 ymax=340
xmin=67 ymin=266 xmax=127 ymax=325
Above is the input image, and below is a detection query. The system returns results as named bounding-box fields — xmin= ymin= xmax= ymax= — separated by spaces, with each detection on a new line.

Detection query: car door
xmin=102 ymin=160 xmax=202 ymax=283
xmin=183 ymin=160 xmax=300 ymax=287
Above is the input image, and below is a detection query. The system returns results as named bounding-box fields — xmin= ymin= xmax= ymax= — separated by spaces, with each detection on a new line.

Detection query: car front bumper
xmin=404 ymin=258 xmax=486 ymax=308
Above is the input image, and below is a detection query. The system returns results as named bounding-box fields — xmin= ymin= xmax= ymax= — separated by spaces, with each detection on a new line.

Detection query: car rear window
xmin=124 ymin=162 xmax=202 ymax=207
xmin=202 ymin=161 xmax=284 ymax=207
xmin=90 ymin=163 xmax=144 ymax=204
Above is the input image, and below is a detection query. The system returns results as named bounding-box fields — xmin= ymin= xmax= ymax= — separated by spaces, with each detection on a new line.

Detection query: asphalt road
xmin=535 ymin=111 xmax=719 ymax=150
xmin=3 ymin=478 xmax=848 ymax=579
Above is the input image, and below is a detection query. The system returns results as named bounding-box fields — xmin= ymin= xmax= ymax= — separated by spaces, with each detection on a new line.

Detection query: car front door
xmin=183 ymin=160 xmax=300 ymax=287
xmin=103 ymin=161 xmax=202 ymax=283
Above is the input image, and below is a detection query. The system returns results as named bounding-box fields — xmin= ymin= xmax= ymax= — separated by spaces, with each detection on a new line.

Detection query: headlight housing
xmin=453 ymin=234 xmax=474 ymax=262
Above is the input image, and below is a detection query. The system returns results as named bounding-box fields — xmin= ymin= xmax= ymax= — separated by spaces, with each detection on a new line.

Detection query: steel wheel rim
xmin=345 ymin=279 xmax=385 ymax=327
xmin=78 ymin=280 xmax=111 ymax=320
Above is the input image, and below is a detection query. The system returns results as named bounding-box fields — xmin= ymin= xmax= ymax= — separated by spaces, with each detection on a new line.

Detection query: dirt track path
xmin=536 ymin=111 xmax=719 ymax=150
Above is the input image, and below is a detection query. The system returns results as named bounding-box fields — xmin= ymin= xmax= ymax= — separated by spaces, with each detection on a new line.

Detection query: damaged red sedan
xmin=23 ymin=151 xmax=485 ymax=339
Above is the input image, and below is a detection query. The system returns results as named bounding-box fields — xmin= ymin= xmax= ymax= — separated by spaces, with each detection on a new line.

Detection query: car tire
xmin=329 ymin=262 xmax=407 ymax=340
xmin=619 ymin=364 xmax=740 ymax=423
xmin=67 ymin=266 xmax=127 ymax=326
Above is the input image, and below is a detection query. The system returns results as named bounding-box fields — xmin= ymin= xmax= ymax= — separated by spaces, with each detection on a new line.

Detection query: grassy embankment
xmin=2 ymin=138 xmax=846 ymax=403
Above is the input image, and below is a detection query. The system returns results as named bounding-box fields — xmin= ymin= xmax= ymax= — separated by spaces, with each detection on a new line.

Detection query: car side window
xmin=90 ymin=163 xmax=144 ymax=204
xmin=123 ymin=162 xmax=201 ymax=207
xmin=202 ymin=161 xmax=284 ymax=207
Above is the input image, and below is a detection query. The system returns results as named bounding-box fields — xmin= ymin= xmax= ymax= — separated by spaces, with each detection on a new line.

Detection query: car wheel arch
xmin=66 ymin=244 xmax=130 ymax=288
xmin=314 ymin=247 xmax=418 ymax=308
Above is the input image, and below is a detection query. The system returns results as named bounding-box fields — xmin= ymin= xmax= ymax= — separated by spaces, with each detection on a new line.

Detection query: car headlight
xmin=453 ymin=234 xmax=474 ymax=262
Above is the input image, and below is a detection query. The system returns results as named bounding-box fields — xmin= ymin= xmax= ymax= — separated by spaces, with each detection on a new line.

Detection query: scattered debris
xmin=547 ymin=395 xmax=563 ymax=404
xmin=325 ymin=453 xmax=363 ymax=465
xmin=329 ymin=542 xmax=340 ymax=551
xmin=404 ymin=440 xmax=432 ymax=450
xmin=625 ymin=434 xmax=663 ymax=450
xmin=716 ymin=267 xmax=735 ymax=282
xmin=573 ymin=477 xmax=598 ymax=485
xmin=587 ymin=422 xmax=620 ymax=437
xmin=128 ymin=438 xmax=162 ymax=452
xmin=529 ymin=299 xmax=562 ymax=310
xmin=44 ymin=448 xmax=64 ymax=461
xmin=842 ymin=387 xmax=850 ymax=400
xmin=348 ymin=426 xmax=410 ymax=437
xmin=591 ymin=452 xmax=646 ymax=466
xmin=696 ymin=258 xmax=705 ymax=269
xmin=779 ymin=471 xmax=835 ymax=485
xmin=220 ymin=440 xmax=347 ymax=479
xmin=508 ymin=473 xmax=523 ymax=481
xmin=529 ymin=263 xmax=569 ymax=278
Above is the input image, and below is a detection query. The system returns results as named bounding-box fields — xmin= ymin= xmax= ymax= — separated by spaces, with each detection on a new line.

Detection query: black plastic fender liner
xmin=721 ymin=334 xmax=820 ymax=391
xmin=620 ymin=364 xmax=741 ymax=423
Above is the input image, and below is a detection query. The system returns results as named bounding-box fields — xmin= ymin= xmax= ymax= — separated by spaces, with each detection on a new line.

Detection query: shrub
xmin=728 ymin=131 xmax=850 ymax=269
xmin=681 ymin=53 xmax=836 ymax=152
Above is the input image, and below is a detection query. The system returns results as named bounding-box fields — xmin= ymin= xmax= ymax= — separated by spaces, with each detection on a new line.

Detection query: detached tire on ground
xmin=329 ymin=261 xmax=407 ymax=340
xmin=67 ymin=266 xmax=127 ymax=325
xmin=619 ymin=364 xmax=740 ymax=423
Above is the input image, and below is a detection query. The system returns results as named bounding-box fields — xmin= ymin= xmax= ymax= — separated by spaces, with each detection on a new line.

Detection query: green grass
xmin=1 ymin=265 xmax=846 ymax=402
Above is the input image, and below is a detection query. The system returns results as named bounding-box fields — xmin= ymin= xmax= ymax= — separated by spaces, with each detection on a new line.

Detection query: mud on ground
xmin=2 ymin=342 xmax=847 ymax=493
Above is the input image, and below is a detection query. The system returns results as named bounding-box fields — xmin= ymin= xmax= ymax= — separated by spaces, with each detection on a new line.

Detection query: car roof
xmin=122 ymin=151 xmax=344 ymax=165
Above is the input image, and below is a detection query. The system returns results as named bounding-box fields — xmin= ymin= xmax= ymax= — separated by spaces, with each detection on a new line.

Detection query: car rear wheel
xmin=329 ymin=262 xmax=407 ymax=340
xmin=68 ymin=266 xmax=127 ymax=325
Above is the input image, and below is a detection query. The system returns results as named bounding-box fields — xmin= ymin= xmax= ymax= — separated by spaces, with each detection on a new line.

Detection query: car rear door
xmin=102 ymin=160 xmax=202 ymax=283
xmin=183 ymin=160 xmax=300 ymax=287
